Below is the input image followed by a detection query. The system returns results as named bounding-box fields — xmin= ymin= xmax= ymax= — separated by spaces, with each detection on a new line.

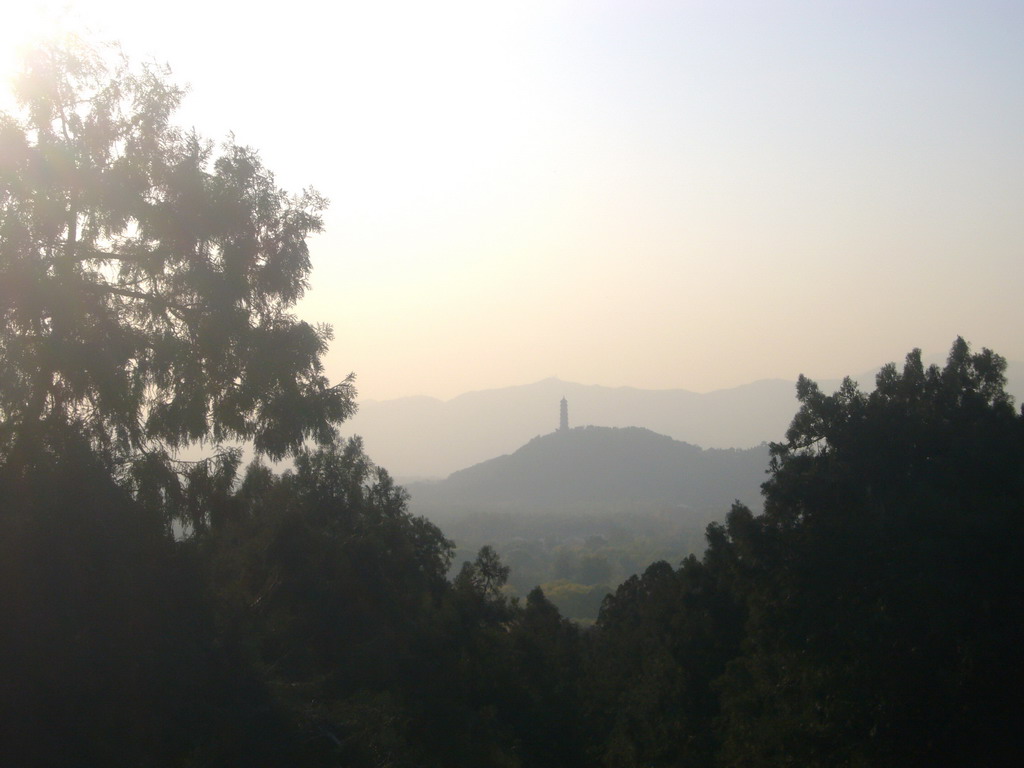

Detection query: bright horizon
xmin=3 ymin=1 xmax=1022 ymax=401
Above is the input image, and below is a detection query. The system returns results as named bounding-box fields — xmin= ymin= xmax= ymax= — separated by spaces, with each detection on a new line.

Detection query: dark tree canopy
xmin=585 ymin=338 xmax=1024 ymax=767
xmin=0 ymin=40 xmax=353 ymax=463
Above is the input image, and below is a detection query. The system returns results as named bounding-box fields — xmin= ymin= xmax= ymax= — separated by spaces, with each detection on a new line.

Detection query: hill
xmin=345 ymin=363 xmax=1024 ymax=480
xmin=407 ymin=425 xmax=768 ymax=518
xmin=344 ymin=377 xmax=795 ymax=480
xmin=404 ymin=425 xmax=769 ymax=619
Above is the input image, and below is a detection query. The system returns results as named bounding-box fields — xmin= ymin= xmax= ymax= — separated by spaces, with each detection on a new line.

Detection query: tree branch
xmin=81 ymin=281 xmax=196 ymax=317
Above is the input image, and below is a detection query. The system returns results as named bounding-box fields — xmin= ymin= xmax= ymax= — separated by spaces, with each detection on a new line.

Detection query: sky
xmin=2 ymin=1 xmax=1023 ymax=401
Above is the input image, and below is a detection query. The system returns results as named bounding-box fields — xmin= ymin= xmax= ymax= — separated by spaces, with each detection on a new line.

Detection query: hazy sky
xmin=3 ymin=1 xmax=1023 ymax=401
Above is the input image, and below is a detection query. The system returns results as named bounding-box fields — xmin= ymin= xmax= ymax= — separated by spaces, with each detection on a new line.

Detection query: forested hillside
xmin=408 ymin=426 xmax=767 ymax=514
xmin=3 ymin=41 xmax=1023 ymax=767
xmin=346 ymin=377 xmax=797 ymax=479
xmin=407 ymin=427 xmax=768 ymax=620
xmin=345 ymin=370 xmax=1024 ymax=479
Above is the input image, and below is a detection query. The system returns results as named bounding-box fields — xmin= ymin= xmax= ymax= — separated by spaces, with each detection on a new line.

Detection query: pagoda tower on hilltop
xmin=559 ymin=396 xmax=569 ymax=432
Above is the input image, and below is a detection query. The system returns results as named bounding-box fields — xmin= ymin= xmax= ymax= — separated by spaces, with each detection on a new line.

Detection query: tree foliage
xmin=0 ymin=39 xmax=352 ymax=465
xmin=713 ymin=338 xmax=1024 ymax=767
xmin=586 ymin=338 xmax=1024 ymax=767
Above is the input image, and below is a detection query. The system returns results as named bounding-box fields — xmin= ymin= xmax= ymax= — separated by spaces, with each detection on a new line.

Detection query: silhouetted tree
xmin=503 ymin=587 xmax=587 ymax=768
xmin=715 ymin=339 xmax=1024 ymax=767
xmin=583 ymin=339 xmax=1024 ymax=768
xmin=586 ymin=548 xmax=744 ymax=768
xmin=0 ymin=39 xmax=352 ymax=766
xmin=455 ymin=544 xmax=511 ymax=599
xmin=0 ymin=39 xmax=353 ymax=486
xmin=0 ymin=429 xmax=294 ymax=767
xmin=202 ymin=439 xmax=460 ymax=766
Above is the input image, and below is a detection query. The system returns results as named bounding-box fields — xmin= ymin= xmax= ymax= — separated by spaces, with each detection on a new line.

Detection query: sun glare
xmin=0 ymin=5 xmax=43 ymax=91
xmin=0 ymin=2 xmax=99 ymax=102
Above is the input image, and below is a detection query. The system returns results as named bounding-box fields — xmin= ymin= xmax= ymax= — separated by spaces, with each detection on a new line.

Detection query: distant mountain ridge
xmin=342 ymin=377 xmax=797 ymax=480
xmin=343 ymin=362 xmax=1023 ymax=480
xmin=405 ymin=425 xmax=769 ymax=520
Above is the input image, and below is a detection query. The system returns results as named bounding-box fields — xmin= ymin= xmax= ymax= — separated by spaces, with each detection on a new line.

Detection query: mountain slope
xmin=345 ymin=362 xmax=1024 ymax=480
xmin=406 ymin=425 xmax=769 ymax=519
xmin=345 ymin=377 xmax=793 ymax=479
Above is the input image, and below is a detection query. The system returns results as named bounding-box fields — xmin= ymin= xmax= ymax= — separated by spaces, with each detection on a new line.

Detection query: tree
xmin=455 ymin=544 xmax=511 ymax=600
xmin=0 ymin=39 xmax=353 ymax=469
xmin=579 ymin=339 xmax=1024 ymax=767
xmin=587 ymin=553 xmax=744 ymax=768
xmin=202 ymin=439 xmax=456 ymax=766
xmin=714 ymin=338 xmax=1024 ymax=767
xmin=0 ymin=403 xmax=296 ymax=767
